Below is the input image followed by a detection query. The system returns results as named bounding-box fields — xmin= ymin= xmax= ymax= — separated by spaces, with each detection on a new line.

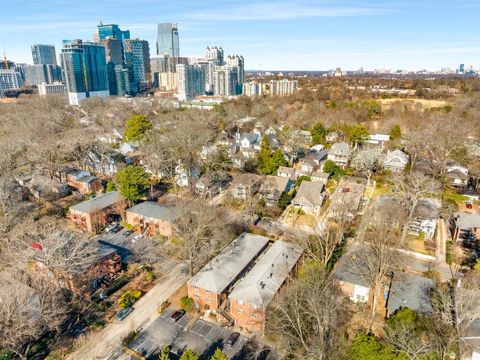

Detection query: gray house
xmin=291 ymin=181 xmax=325 ymax=215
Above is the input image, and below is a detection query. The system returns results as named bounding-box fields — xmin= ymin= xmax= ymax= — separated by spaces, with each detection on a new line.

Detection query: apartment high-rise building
xmin=31 ymin=44 xmax=57 ymax=65
xmin=0 ymin=69 xmax=24 ymax=97
xmin=243 ymin=82 xmax=265 ymax=98
xmin=24 ymin=64 xmax=63 ymax=85
xmin=97 ymin=22 xmax=130 ymax=42
xmin=226 ymin=55 xmax=244 ymax=94
xmin=213 ymin=66 xmax=238 ymax=97
xmin=60 ymin=39 xmax=109 ymax=105
xmin=124 ymin=38 xmax=151 ymax=91
xmin=269 ymin=79 xmax=298 ymax=96
xmin=157 ymin=23 xmax=179 ymax=57
xmin=176 ymin=64 xmax=205 ymax=100
xmin=205 ymin=46 xmax=224 ymax=65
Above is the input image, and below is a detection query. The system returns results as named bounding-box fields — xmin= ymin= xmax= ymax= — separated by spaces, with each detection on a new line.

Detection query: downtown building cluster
xmin=1 ymin=21 xmax=246 ymax=104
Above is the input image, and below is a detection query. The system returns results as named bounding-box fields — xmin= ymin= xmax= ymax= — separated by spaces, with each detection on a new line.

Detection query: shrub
xmin=180 ymin=296 xmax=194 ymax=312
xmin=117 ymin=290 xmax=142 ymax=309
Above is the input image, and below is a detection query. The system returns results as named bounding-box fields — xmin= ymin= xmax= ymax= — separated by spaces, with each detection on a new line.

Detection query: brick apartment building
xmin=62 ymin=167 xmax=102 ymax=194
xmin=125 ymin=201 xmax=180 ymax=238
xmin=67 ymin=191 xmax=126 ymax=233
xmin=228 ymin=241 xmax=303 ymax=334
xmin=187 ymin=233 xmax=270 ymax=311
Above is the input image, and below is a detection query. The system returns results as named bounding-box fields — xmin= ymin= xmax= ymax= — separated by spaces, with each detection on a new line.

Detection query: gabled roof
xmin=293 ymin=181 xmax=324 ymax=206
xmin=384 ymin=149 xmax=409 ymax=165
xmin=229 ymin=241 xmax=303 ymax=307
xmin=188 ymin=233 xmax=270 ymax=293
xmin=70 ymin=191 xmax=123 ymax=214
xmin=387 ymin=272 xmax=434 ymax=314
xmin=263 ymin=175 xmax=292 ymax=193
xmin=330 ymin=142 xmax=350 ymax=156
xmin=232 ymin=173 xmax=262 ymax=186
xmin=126 ymin=201 xmax=180 ymax=221
xmin=456 ymin=213 xmax=480 ymax=230
xmin=277 ymin=166 xmax=295 ymax=175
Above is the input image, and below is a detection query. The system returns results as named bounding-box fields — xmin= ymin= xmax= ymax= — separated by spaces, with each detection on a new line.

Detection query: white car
xmin=132 ymin=234 xmax=143 ymax=243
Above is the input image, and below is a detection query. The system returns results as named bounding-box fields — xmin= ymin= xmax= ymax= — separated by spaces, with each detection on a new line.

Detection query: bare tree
xmin=348 ymin=206 xmax=405 ymax=331
xmin=304 ymin=220 xmax=346 ymax=267
xmin=351 ymin=149 xmax=380 ymax=185
xmin=392 ymin=171 xmax=441 ymax=241
xmin=0 ymin=271 xmax=70 ymax=360
xmin=267 ymin=263 xmax=348 ymax=359
xmin=173 ymin=201 xmax=241 ymax=276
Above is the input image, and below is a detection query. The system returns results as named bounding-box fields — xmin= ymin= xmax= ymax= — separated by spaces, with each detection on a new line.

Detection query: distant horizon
xmin=2 ymin=1 xmax=480 ymax=70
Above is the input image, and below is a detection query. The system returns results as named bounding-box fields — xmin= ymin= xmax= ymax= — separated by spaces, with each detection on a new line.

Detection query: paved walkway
xmin=68 ymin=264 xmax=188 ymax=360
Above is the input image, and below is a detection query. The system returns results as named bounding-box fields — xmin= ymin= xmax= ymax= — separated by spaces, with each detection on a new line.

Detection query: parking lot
xmin=128 ymin=308 xmax=247 ymax=359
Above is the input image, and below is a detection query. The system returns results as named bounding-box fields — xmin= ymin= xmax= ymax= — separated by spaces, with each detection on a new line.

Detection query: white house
xmin=327 ymin=142 xmax=351 ymax=168
xmin=383 ymin=149 xmax=409 ymax=173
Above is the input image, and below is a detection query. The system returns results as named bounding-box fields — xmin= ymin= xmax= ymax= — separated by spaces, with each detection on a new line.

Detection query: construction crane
xmin=2 ymin=51 xmax=9 ymax=70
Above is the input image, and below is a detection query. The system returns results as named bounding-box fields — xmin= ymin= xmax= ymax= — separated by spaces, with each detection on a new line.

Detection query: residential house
xmin=327 ymin=142 xmax=351 ymax=168
xmin=446 ymin=162 xmax=470 ymax=188
xmin=326 ymin=131 xmax=346 ymax=144
xmin=67 ymin=191 xmax=126 ymax=233
xmin=384 ymin=272 xmax=434 ymax=317
xmin=291 ymin=181 xmax=325 ymax=215
xmin=232 ymin=173 xmax=262 ymax=200
xmin=334 ymin=246 xmax=434 ymax=316
xmin=291 ymin=130 xmax=312 ymax=144
xmin=383 ymin=149 xmax=409 ymax=173
xmin=96 ymin=128 xmax=124 ymax=144
xmin=84 ymin=150 xmax=133 ymax=176
xmin=311 ymin=170 xmax=330 ymax=184
xmin=328 ymin=181 xmax=366 ymax=220
xmin=277 ymin=166 xmax=296 ymax=179
xmin=453 ymin=213 xmax=480 ymax=242
xmin=366 ymin=134 xmax=390 ymax=149
xmin=125 ymin=201 xmax=180 ymax=238
xmin=228 ymin=241 xmax=303 ymax=334
xmin=174 ymin=164 xmax=200 ymax=188
xmin=239 ymin=133 xmax=262 ymax=150
xmin=118 ymin=142 xmax=139 ymax=156
xmin=57 ymin=167 xmax=102 ymax=194
xmin=15 ymin=173 xmax=69 ymax=200
xmin=195 ymin=175 xmax=229 ymax=198
xmin=187 ymin=233 xmax=270 ymax=311
xmin=260 ymin=175 xmax=294 ymax=207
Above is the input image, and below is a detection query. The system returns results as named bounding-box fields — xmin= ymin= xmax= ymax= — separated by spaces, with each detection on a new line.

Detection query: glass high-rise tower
xmin=97 ymin=23 xmax=130 ymax=42
xmin=156 ymin=23 xmax=179 ymax=57
xmin=60 ymin=40 xmax=109 ymax=105
xmin=31 ymin=44 xmax=57 ymax=65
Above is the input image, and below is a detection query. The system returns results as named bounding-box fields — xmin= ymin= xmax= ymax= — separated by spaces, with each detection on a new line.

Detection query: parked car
xmin=105 ymin=223 xmax=116 ymax=233
xmin=110 ymin=224 xmax=122 ymax=233
xmin=170 ymin=309 xmax=186 ymax=322
xmin=122 ymin=230 xmax=134 ymax=238
xmin=116 ymin=306 xmax=133 ymax=321
xmin=466 ymin=200 xmax=473 ymax=209
xmin=225 ymin=332 xmax=240 ymax=348
xmin=132 ymin=234 xmax=143 ymax=243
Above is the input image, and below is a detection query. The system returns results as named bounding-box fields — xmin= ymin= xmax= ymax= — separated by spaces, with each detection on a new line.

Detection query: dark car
xmin=170 ymin=309 xmax=186 ymax=322
xmin=116 ymin=306 xmax=133 ymax=321
xmin=122 ymin=230 xmax=134 ymax=238
xmin=110 ymin=224 xmax=122 ymax=233
xmin=225 ymin=332 xmax=240 ymax=348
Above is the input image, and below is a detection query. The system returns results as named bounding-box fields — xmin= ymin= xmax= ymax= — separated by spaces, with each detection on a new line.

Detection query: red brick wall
xmin=230 ymin=298 xmax=265 ymax=334
xmin=187 ymin=284 xmax=224 ymax=311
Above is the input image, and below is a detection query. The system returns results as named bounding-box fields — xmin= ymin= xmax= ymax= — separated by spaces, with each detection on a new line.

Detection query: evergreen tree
xmin=123 ymin=114 xmax=152 ymax=142
xmin=180 ymin=349 xmax=199 ymax=360
xmin=114 ymin=165 xmax=149 ymax=203
xmin=158 ymin=345 xmax=171 ymax=360
xmin=389 ymin=124 xmax=402 ymax=140
xmin=210 ymin=348 xmax=228 ymax=360
xmin=310 ymin=122 xmax=328 ymax=144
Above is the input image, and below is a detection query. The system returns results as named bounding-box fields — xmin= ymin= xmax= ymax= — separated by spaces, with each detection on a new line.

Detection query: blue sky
xmin=1 ymin=0 xmax=479 ymax=70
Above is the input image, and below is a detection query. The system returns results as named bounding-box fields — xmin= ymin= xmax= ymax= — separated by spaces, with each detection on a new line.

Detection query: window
xmin=205 ymin=298 xmax=211 ymax=303
xmin=251 ymin=314 xmax=258 ymax=319
xmin=238 ymin=309 xmax=244 ymax=314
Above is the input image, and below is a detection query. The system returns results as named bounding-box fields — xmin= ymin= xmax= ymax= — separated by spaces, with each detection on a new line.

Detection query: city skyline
xmin=1 ymin=0 xmax=480 ymax=71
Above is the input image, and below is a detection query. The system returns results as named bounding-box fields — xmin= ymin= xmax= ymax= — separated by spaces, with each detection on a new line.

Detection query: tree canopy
xmin=114 ymin=165 xmax=149 ymax=203
xmin=123 ymin=114 xmax=152 ymax=142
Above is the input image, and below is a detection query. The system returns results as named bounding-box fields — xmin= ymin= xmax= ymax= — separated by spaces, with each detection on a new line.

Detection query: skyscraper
xmin=176 ymin=64 xmax=205 ymax=100
xmin=97 ymin=22 xmax=130 ymax=42
xmin=205 ymin=46 xmax=224 ymax=65
xmin=213 ymin=66 xmax=238 ymax=97
xmin=31 ymin=44 xmax=57 ymax=65
xmin=99 ymin=38 xmax=125 ymax=95
xmin=226 ymin=55 xmax=244 ymax=94
xmin=157 ymin=23 xmax=179 ymax=57
xmin=60 ymin=40 xmax=109 ymax=105
xmin=124 ymin=38 xmax=151 ymax=91
xmin=24 ymin=64 xmax=63 ymax=85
